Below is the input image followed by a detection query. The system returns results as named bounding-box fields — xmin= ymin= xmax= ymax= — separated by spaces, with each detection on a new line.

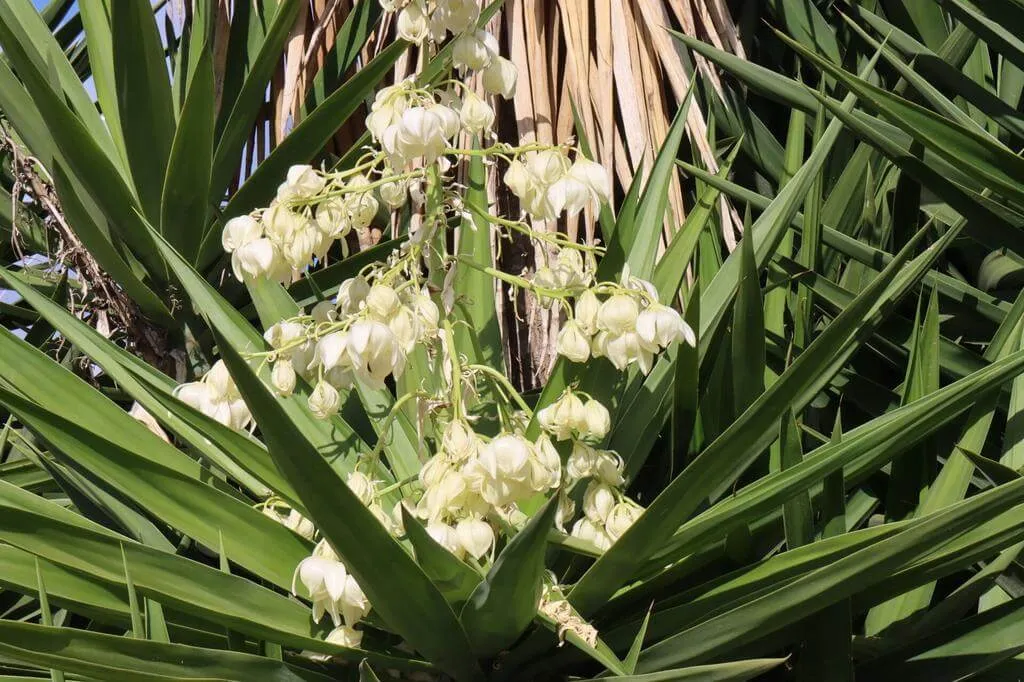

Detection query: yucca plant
xmin=3 ymin=0 xmax=1024 ymax=680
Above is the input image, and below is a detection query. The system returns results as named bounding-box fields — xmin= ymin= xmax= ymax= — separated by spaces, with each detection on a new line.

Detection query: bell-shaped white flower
xmin=379 ymin=177 xmax=409 ymax=209
xmin=583 ymin=481 xmax=616 ymax=524
xmin=365 ymin=284 xmax=402 ymax=321
xmin=637 ymin=303 xmax=696 ymax=349
xmin=464 ymin=434 xmax=534 ymax=507
xmin=386 ymin=106 xmax=451 ymax=166
xmin=264 ymin=320 xmax=306 ymax=351
xmin=231 ymin=238 xmax=280 ymax=281
xmin=529 ymin=435 xmax=562 ymax=491
xmin=222 ymin=215 xmax=263 ymax=252
xmin=569 ymin=158 xmax=611 ymax=206
xmin=482 ymin=56 xmax=517 ymax=99
xmin=552 ymin=248 xmax=592 ymax=290
xmin=537 ymin=390 xmax=587 ymax=441
xmin=581 ymin=399 xmax=610 ymax=441
xmin=325 ymin=624 xmax=363 ymax=649
xmin=557 ymin=320 xmax=591 ymax=363
xmin=571 ymin=517 xmax=612 ymax=551
xmin=597 ymin=294 xmax=639 ymax=335
xmin=404 ymin=288 xmax=439 ymax=336
xmin=427 ymin=521 xmax=465 ymax=559
xmin=315 ymin=332 xmax=350 ymax=372
xmin=442 ymin=420 xmax=481 ymax=462
xmin=452 ymin=30 xmax=495 ymax=71
xmin=555 ymin=492 xmax=576 ymax=533
xmin=336 ymin=275 xmax=370 ymax=317
xmin=456 ymin=517 xmax=494 ymax=560
xmin=281 ymin=164 xmax=326 ymax=201
xmin=595 ymin=450 xmax=625 ymax=486
xmin=605 ymin=501 xmax=643 ymax=542
xmin=343 ymin=175 xmax=379 ymax=230
xmin=460 ymin=90 xmax=495 ymax=132
xmin=346 ymin=320 xmax=405 ymax=387
xmin=308 ymin=379 xmax=341 ymax=419
xmin=396 ymin=1 xmax=429 ymax=43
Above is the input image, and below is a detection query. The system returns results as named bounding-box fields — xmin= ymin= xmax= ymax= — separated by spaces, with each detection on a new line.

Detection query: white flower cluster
xmin=293 ymin=539 xmax=371 ymax=649
xmin=222 ymin=165 xmax=379 ymax=282
xmin=174 ymin=360 xmax=253 ymax=430
xmin=505 ymin=150 xmax=611 ymax=221
xmin=555 ymin=267 xmax=696 ymax=372
xmin=386 ymin=0 xmax=517 ymax=100
xmin=536 ymin=389 xmax=642 ymax=550
xmin=287 ymin=469 xmax=403 ymax=650
xmin=366 ymin=79 xmax=502 ymax=175
xmin=262 ymin=274 xmax=439 ymax=418
xmin=412 ymin=420 xmax=561 ymax=561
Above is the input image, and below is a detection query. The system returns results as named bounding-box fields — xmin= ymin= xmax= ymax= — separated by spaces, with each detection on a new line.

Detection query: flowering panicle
xmin=182 ymin=0 xmax=706 ymax=652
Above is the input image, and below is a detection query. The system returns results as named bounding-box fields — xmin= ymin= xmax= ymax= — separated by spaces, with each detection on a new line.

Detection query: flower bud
xmin=536 ymin=390 xmax=587 ymax=441
xmin=271 ymin=360 xmax=297 ymax=396
xmin=582 ymin=399 xmax=610 ymax=441
xmin=583 ymin=481 xmax=616 ymax=524
xmin=605 ymin=502 xmax=643 ymax=542
xmin=456 ymin=517 xmax=494 ymax=560
xmin=574 ymin=290 xmax=600 ymax=335
xmin=556 ymin=320 xmax=591 ymax=363
xmin=222 ymin=215 xmax=262 ymax=252
xmin=308 ymin=379 xmax=341 ymax=419
xmin=346 ymin=471 xmax=376 ymax=506
xmin=482 ymin=56 xmax=517 ymax=99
